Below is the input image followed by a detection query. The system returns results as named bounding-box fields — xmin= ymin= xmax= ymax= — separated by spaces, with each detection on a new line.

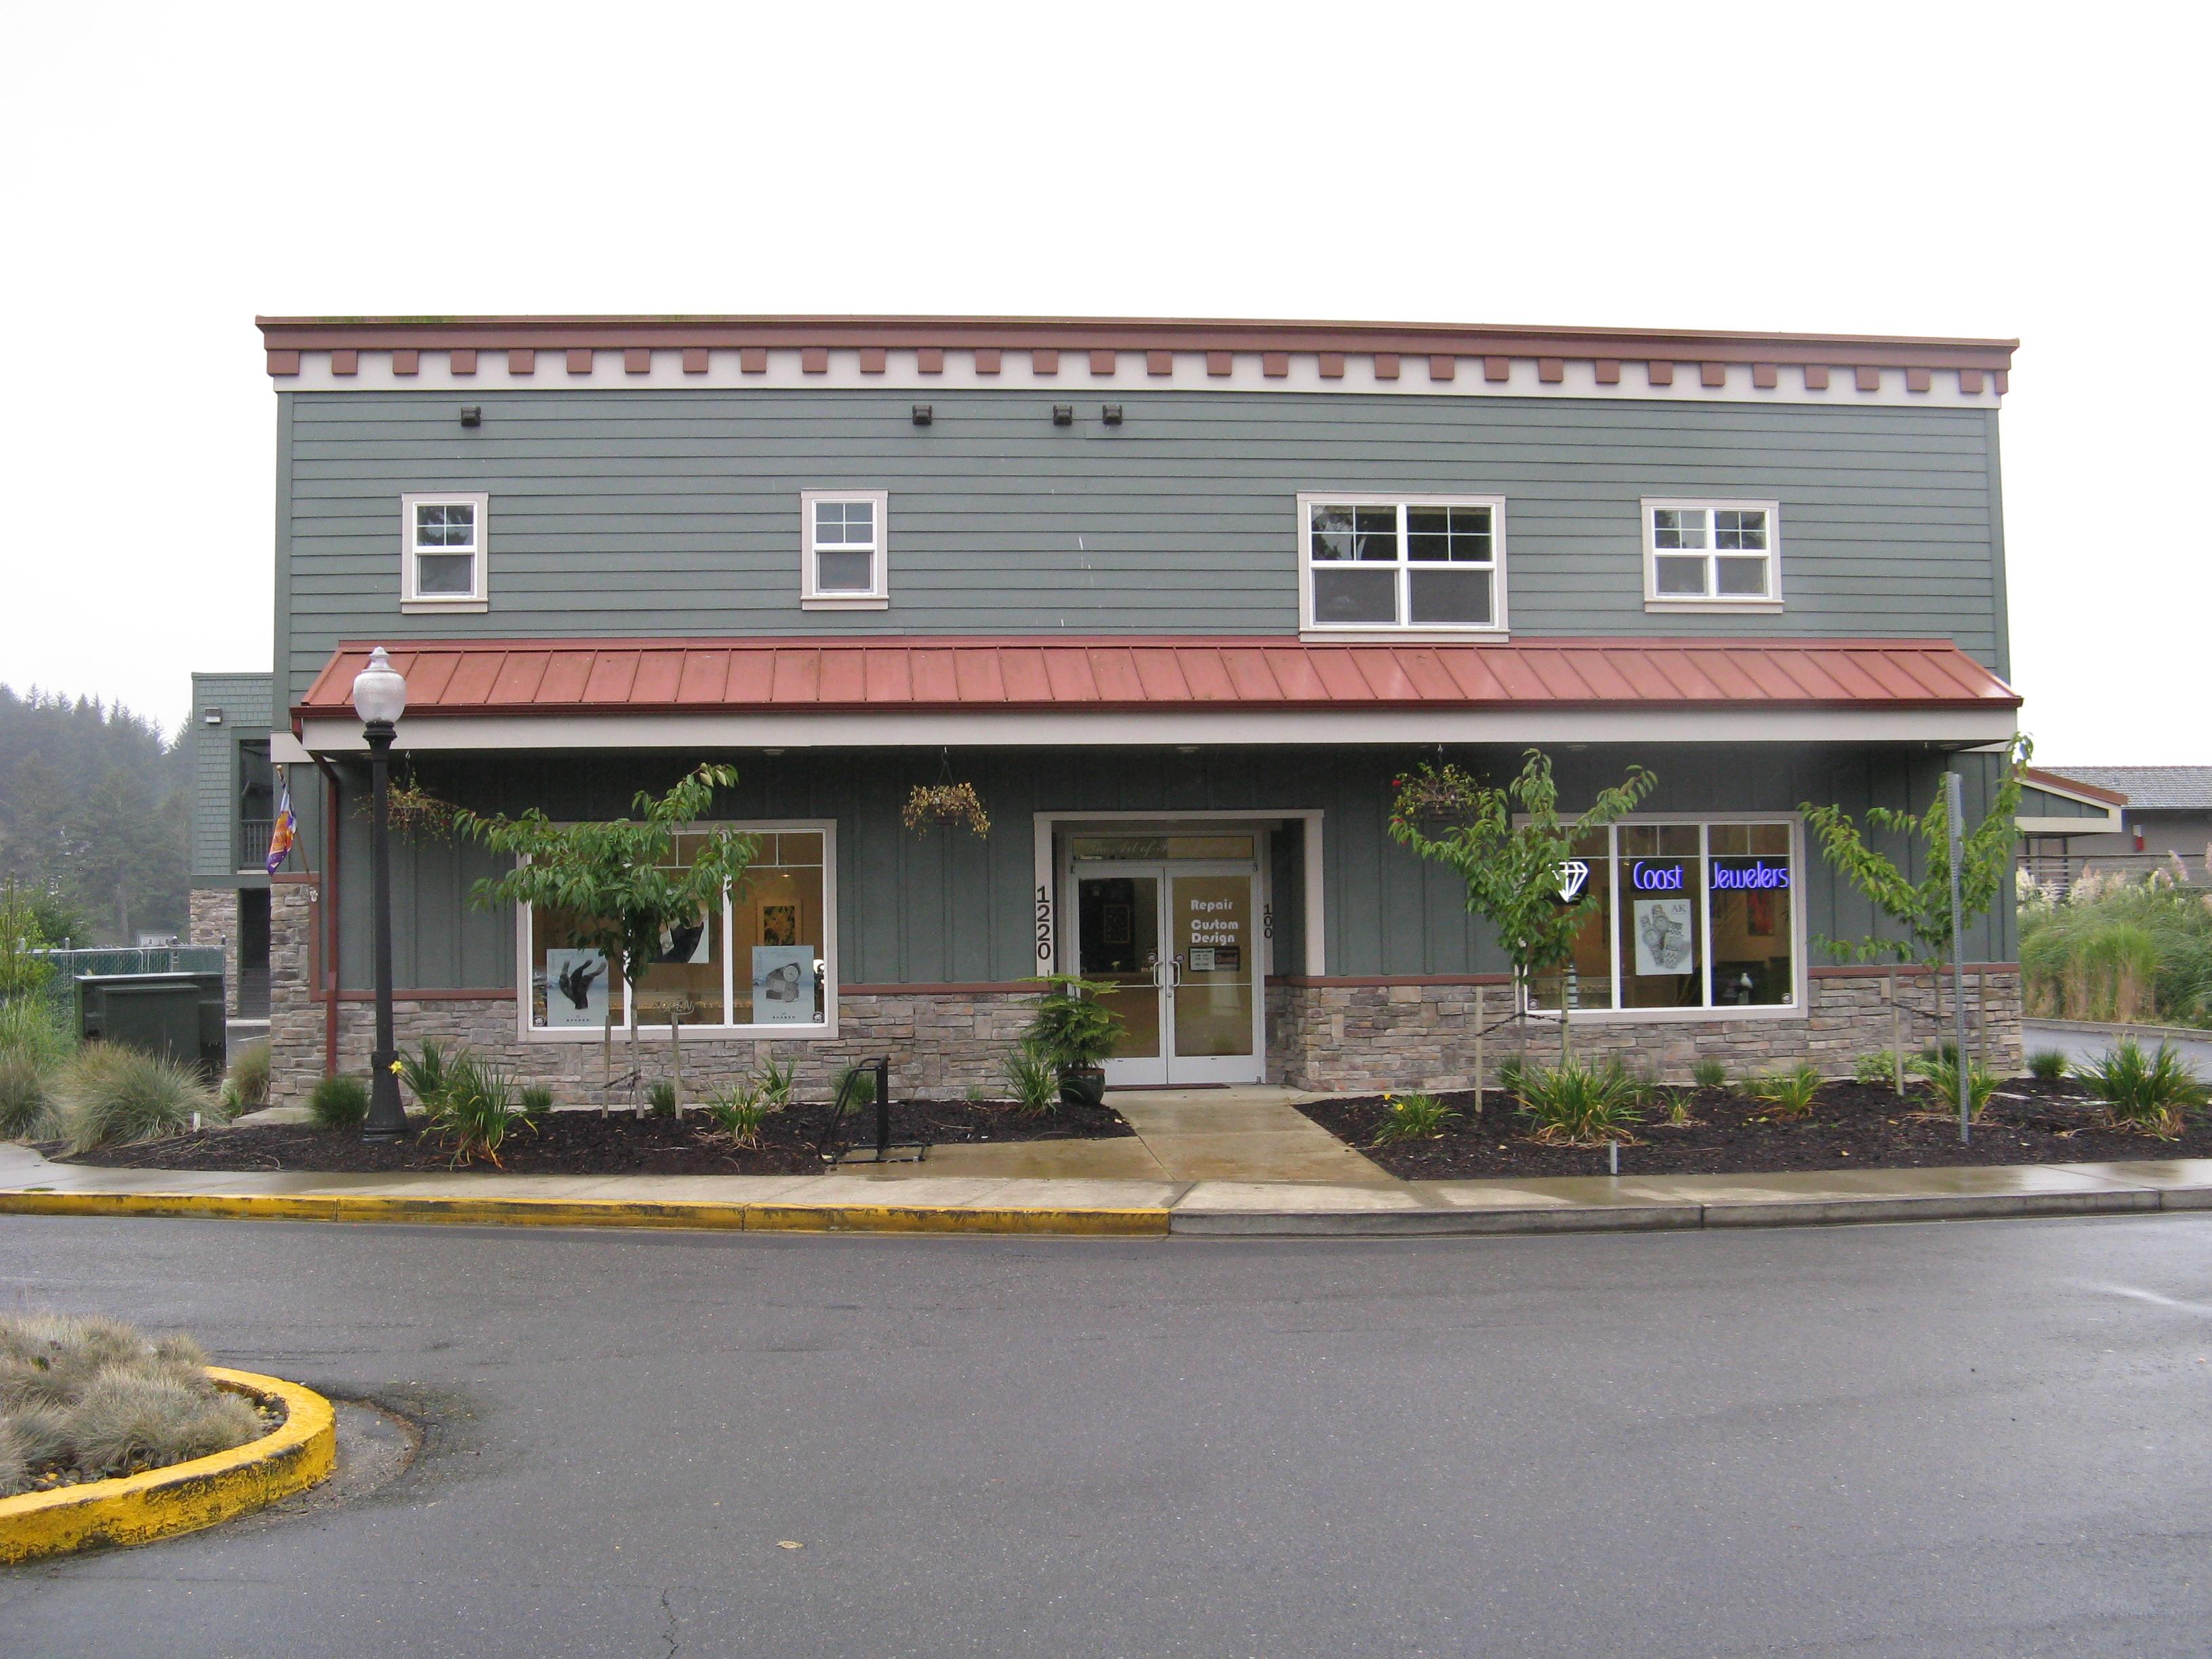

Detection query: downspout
xmin=313 ymin=754 xmax=344 ymax=1081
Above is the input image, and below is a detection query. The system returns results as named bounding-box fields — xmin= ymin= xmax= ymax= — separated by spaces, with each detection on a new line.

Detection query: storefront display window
xmin=1529 ymin=819 xmax=1797 ymax=1016
xmin=524 ymin=823 xmax=832 ymax=1035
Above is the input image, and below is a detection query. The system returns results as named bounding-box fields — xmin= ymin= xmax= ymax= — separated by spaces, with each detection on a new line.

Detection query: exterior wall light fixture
xmin=1052 ymin=404 xmax=1074 ymax=426
xmin=912 ymin=404 xmax=933 ymax=426
xmin=1101 ymin=405 xmax=1124 ymax=425
xmin=459 ymin=405 xmax=482 ymax=428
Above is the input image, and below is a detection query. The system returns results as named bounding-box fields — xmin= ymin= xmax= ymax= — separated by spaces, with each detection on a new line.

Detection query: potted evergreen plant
xmin=1025 ymin=977 xmax=1124 ymax=1109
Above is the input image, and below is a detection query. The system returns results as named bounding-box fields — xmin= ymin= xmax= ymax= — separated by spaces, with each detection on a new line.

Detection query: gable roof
xmin=2045 ymin=766 xmax=2212 ymax=811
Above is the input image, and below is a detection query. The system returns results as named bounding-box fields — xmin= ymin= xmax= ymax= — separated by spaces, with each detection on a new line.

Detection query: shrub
xmin=1495 ymin=1052 xmax=1531 ymax=1098
xmin=1745 ymin=1062 xmax=1824 ymax=1118
xmin=308 ymin=1074 xmax=369 ymax=1131
xmin=0 ymin=1314 xmax=261 ymax=1492
xmin=52 ymin=1045 xmax=224 ymax=1153
xmin=0 ymin=996 xmax=75 ymax=1069
xmin=1002 ymin=1041 xmax=1058 ymax=1116
xmin=521 ymin=1084 xmax=554 ymax=1115
xmin=397 ymin=1040 xmax=452 ymax=1113
xmin=755 ymin=1057 xmax=796 ymax=1109
xmin=703 ymin=1082 xmax=773 ymax=1147
xmin=1513 ymin=1059 xmax=1643 ymax=1147
xmin=2026 ymin=1048 xmax=2072 ymax=1082
xmin=1371 ymin=1090 xmax=1460 ymax=1145
xmin=222 ymin=1038 xmax=271 ymax=1115
xmin=2081 ymin=1038 xmax=2209 ymax=1137
xmin=1854 ymin=1050 xmax=1903 ymax=1087
xmin=431 ymin=1052 xmax=532 ymax=1166
xmin=1691 ymin=1057 xmax=1728 ymax=1090
xmin=1909 ymin=1048 xmax=2001 ymax=1121
xmin=2020 ymin=874 xmax=2212 ymax=1027
xmin=648 ymin=1080 xmax=678 ymax=1119
xmin=0 ymin=1054 xmax=54 ymax=1141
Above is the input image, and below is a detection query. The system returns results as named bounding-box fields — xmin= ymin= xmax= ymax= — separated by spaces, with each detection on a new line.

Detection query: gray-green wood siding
xmin=188 ymin=672 xmax=274 ymax=884
xmin=276 ymin=390 xmax=2004 ymax=702
xmin=314 ymin=744 xmax=2015 ymax=992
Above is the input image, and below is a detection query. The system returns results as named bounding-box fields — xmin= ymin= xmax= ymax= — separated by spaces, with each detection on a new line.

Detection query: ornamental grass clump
xmin=397 ymin=1040 xmax=452 ymax=1113
xmin=755 ymin=1057 xmax=796 ymax=1109
xmin=52 ymin=1044 xmax=224 ymax=1154
xmin=2026 ymin=1048 xmax=2072 ymax=1082
xmin=1370 ymin=1090 xmax=1460 ymax=1145
xmin=1512 ymin=1059 xmax=1643 ymax=1147
xmin=0 ymin=1054 xmax=54 ymax=1141
xmin=308 ymin=1074 xmax=369 ymax=1132
xmin=1908 ymin=1048 xmax=2001 ymax=1121
xmin=2081 ymin=1038 xmax=2209 ymax=1138
xmin=1745 ymin=1061 xmax=1824 ymax=1119
xmin=430 ymin=1052 xmax=533 ymax=1167
xmin=222 ymin=1038 xmax=270 ymax=1115
xmin=703 ymin=1081 xmax=775 ymax=1147
xmin=1002 ymin=1041 xmax=1058 ymax=1116
xmin=1690 ymin=1056 xmax=1728 ymax=1090
xmin=0 ymin=994 xmax=75 ymax=1069
xmin=0 ymin=1315 xmax=263 ymax=1495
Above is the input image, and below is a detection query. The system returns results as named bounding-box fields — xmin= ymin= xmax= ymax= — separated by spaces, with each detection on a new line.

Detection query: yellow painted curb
xmin=0 ymin=1189 xmax=1169 ymax=1238
xmin=0 ymin=1368 xmax=336 ymax=1565
xmin=742 ymin=1203 xmax=1170 ymax=1237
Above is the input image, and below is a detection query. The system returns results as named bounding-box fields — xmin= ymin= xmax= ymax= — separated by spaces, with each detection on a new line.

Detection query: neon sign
xmin=1712 ymin=859 xmax=1791 ymax=890
xmin=1551 ymin=859 xmax=1591 ymax=904
xmin=1629 ymin=861 xmax=1685 ymax=891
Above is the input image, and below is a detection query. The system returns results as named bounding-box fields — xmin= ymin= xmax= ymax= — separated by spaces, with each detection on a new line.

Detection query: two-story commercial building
xmin=241 ymin=314 xmax=2025 ymax=1106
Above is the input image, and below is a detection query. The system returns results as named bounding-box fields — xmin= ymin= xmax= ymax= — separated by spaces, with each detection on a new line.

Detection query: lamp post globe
xmin=352 ymin=646 xmax=410 ymax=1143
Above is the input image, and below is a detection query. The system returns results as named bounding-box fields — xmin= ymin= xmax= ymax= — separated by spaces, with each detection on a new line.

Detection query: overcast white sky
xmin=3 ymin=1 xmax=2203 ymax=765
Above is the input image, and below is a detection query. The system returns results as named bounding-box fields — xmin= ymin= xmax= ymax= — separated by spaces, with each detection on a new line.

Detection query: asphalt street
xmin=3 ymin=1214 xmax=2209 ymax=1658
xmin=2024 ymin=1020 xmax=2212 ymax=1074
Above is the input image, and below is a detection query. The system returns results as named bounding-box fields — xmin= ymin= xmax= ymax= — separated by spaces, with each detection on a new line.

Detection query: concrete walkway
xmin=4 ymin=1141 xmax=2208 ymax=1237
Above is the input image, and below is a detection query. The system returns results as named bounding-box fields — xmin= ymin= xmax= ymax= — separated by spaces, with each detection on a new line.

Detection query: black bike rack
xmin=819 ymin=1055 xmax=930 ymax=1165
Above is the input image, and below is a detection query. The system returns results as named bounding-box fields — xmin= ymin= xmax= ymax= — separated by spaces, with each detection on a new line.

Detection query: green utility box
xmin=75 ymin=973 xmax=227 ymax=1073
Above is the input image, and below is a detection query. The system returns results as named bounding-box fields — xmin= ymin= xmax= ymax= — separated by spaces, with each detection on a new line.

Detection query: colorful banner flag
xmin=266 ymin=779 xmax=298 ymax=874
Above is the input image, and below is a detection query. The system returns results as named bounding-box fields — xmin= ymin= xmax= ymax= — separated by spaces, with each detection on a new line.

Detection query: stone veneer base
xmin=267 ymin=963 xmax=2023 ymax=1107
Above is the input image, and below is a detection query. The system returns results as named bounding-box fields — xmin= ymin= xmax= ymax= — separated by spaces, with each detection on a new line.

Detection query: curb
xmin=0 ymin=1368 xmax=336 ymax=1565
xmin=0 ymin=1189 xmax=1171 ymax=1239
xmin=2030 ymin=1019 xmax=2212 ymax=1044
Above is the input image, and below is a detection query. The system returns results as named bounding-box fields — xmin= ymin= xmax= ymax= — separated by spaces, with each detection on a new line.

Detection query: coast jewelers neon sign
xmin=1625 ymin=858 xmax=1793 ymax=891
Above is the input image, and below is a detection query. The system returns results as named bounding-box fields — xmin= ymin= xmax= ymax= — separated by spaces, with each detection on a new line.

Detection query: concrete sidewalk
xmin=4 ymin=1142 xmax=2209 ymax=1237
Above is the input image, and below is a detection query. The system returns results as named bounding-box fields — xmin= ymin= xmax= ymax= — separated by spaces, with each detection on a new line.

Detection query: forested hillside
xmin=0 ymin=687 xmax=190 ymax=944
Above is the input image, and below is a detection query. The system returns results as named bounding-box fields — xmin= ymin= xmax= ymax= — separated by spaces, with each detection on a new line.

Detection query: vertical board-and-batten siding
xmin=326 ymin=746 xmax=2015 ymax=993
xmin=188 ymin=672 xmax=275 ymax=883
xmin=276 ymin=390 xmax=2002 ymax=704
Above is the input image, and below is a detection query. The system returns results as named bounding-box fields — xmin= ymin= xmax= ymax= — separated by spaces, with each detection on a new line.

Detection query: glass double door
xmin=1073 ymin=862 xmax=1262 ymax=1086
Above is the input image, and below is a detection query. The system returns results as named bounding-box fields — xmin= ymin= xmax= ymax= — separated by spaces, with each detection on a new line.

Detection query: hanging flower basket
xmin=1389 ymin=763 xmax=1483 ymax=834
xmin=354 ymin=772 xmax=456 ymax=840
xmin=903 ymin=781 xmax=990 ymax=838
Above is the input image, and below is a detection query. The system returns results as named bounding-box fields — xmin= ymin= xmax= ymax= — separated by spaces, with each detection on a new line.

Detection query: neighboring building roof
xmin=255 ymin=314 xmax=2015 ymax=405
xmin=298 ymin=636 xmax=2018 ymax=722
xmin=2022 ymin=767 xmax=2127 ymax=806
xmin=2044 ymin=766 xmax=2212 ymax=811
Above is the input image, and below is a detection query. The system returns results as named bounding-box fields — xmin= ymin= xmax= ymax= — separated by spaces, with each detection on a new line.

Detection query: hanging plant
xmin=1389 ymin=762 xmax=1485 ymax=834
xmin=903 ymin=781 xmax=990 ymax=838
xmin=356 ymin=769 xmax=458 ymax=840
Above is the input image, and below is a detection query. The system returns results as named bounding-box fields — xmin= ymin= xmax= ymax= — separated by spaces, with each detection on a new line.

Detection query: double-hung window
xmin=1643 ymin=499 xmax=1780 ymax=608
xmin=801 ymin=489 xmax=889 ymax=607
xmin=399 ymin=492 xmax=488 ymax=610
xmin=1298 ymin=493 xmax=1506 ymax=632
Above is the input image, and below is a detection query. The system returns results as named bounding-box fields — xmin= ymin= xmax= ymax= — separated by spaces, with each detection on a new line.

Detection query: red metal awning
xmin=298 ymin=635 xmax=2018 ymax=721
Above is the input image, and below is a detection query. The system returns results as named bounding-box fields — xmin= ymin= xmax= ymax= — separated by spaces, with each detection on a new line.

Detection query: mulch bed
xmin=1298 ymin=1077 xmax=2212 ymax=1181
xmin=56 ymin=1097 xmax=1132 ymax=1178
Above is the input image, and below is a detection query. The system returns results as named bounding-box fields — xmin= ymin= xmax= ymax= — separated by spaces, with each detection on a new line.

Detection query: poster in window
xmin=752 ymin=945 xmax=816 ymax=1024
xmin=759 ymin=903 xmax=798 ymax=948
xmin=543 ymin=949 xmax=611 ymax=1028
xmin=1746 ymin=890 xmax=1777 ymax=937
xmin=1633 ymin=899 xmax=1694 ymax=977
xmin=655 ymin=911 xmax=711 ymax=964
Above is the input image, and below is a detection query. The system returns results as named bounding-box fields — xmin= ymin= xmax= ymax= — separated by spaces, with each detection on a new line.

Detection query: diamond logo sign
xmin=1552 ymin=859 xmax=1592 ymax=904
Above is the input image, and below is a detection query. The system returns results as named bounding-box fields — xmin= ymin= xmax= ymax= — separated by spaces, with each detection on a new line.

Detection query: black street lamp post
xmin=351 ymin=647 xmax=409 ymax=1143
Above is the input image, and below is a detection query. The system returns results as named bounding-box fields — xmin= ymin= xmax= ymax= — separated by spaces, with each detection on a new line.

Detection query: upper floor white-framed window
xmin=1643 ymin=499 xmax=1781 ymax=611
xmin=400 ymin=491 xmax=488 ymax=611
xmin=1297 ymin=493 xmax=1507 ymax=635
xmin=801 ymin=489 xmax=889 ymax=608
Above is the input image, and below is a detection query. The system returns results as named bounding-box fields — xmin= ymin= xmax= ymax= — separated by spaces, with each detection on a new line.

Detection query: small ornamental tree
xmin=1801 ymin=737 xmax=2031 ymax=1089
xmin=457 ymin=764 xmax=759 ymax=1107
xmin=0 ymin=878 xmax=54 ymax=1002
xmin=1390 ymin=749 xmax=1656 ymax=1062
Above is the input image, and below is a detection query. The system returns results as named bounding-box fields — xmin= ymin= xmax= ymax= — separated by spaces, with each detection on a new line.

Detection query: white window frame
xmin=1296 ymin=491 xmax=1509 ymax=638
xmin=800 ymin=489 xmax=890 ymax=608
xmin=1521 ymin=811 xmax=1807 ymax=1024
xmin=399 ymin=491 xmax=489 ymax=612
xmin=1642 ymin=497 xmax=1782 ymax=612
xmin=514 ymin=819 xmax=839 ymax=1042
